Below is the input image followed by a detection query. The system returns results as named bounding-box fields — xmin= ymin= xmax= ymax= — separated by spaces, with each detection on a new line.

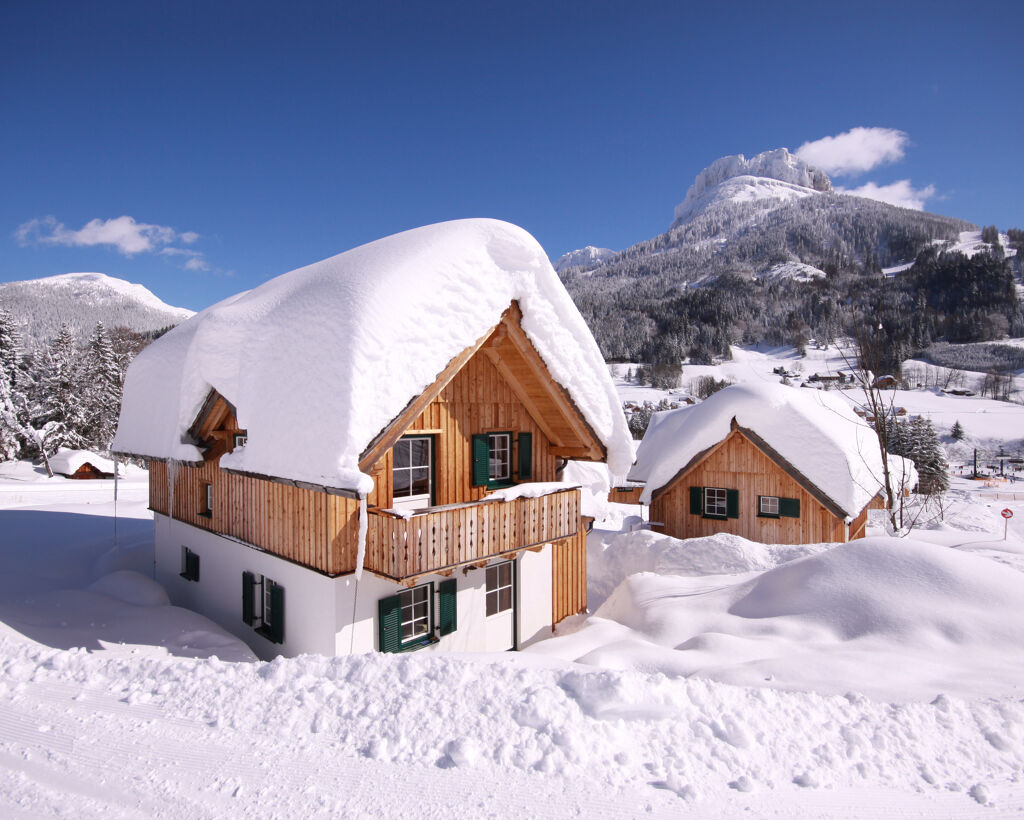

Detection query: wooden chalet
xmin=630 ymin=383 xmax=888 ymax=546
xmin=114 ymin=219 xmax=632 ymax=659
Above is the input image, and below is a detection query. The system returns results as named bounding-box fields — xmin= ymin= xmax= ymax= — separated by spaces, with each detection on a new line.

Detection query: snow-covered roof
xmin=49 ymin=449 xmax=118 ymax=476
xmin=113 ymin=219 xmax=633 ymax=494
xmin=632 ymin=383 xmax=887 ymax=516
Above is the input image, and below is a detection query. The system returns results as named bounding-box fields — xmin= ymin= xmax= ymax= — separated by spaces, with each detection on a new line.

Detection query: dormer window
xmin=233 ymin=432 xmax=247 ymax=449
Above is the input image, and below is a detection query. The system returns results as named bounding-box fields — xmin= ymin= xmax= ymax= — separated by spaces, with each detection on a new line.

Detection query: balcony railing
xmin=365 ymin=486 xmax=581 ymax=580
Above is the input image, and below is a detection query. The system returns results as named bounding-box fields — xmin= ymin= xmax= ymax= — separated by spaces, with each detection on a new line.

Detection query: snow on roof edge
xmin=113 ymin=219 xmax=633 ymax=493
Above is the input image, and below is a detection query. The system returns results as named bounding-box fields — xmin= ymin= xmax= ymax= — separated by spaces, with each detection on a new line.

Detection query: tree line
xmin=0 ymin=306 xmax=161 ymax=465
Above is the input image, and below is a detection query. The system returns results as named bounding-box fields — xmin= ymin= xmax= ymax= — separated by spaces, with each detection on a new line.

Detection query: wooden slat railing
xmin=365 ymin=487 xmax=581 ymax=580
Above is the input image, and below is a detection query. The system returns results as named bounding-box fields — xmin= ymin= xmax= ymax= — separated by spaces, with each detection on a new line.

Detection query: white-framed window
xmin=200 ymin=482 xmax=213 ymax=516
xmin=488 ymin=432 xmax=511 ymax=482
xmin=485 ymin=561 xmax=514 ymax=616
xmin=759 ymin=495 xmax=780 ymax=516
xmin=233 ymin=432 xmax=247 ymax=449
xmin=704 ymin=487 xmax=727 ymax=518
xmin=400 ymin=583 xmax=432 ymax=643
xmin=392 ymin=436 xmax=433 ymax=507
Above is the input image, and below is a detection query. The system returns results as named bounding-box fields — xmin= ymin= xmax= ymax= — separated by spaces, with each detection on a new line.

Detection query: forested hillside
xmin=560 ymin=160 xmax=1021 ymax=367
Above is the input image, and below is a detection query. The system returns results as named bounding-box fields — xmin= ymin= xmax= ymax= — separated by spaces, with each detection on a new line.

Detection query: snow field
xmin=2 ymin=627 xmax=1023 ymax=814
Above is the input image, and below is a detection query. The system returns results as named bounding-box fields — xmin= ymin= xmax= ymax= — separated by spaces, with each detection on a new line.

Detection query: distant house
xmin=628 ymin=384 xmax=892 ymax=544
xmin=49 ymin=449 xmax=117 ymax=480
xmin=113 ymin=219 xmax=633 ymax=660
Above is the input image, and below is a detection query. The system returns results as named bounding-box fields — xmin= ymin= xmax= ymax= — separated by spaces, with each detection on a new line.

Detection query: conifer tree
xmin=0 ymin=307 xmax=28 ymax=460
xmin=950 ymin=420 xmax=965 ymax=441
xmin=81 ymin=322 xmax=123 ymax=451
xmin=34 ymin=324 xmax=88 ymax=452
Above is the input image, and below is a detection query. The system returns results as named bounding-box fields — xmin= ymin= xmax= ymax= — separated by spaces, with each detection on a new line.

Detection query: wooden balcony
xmin=365 ymin=486 xmax=581 ymax=581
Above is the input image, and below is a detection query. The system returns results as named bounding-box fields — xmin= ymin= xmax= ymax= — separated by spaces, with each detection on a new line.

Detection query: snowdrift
xmin=542 ymin=536 xmax=1024 ymax=701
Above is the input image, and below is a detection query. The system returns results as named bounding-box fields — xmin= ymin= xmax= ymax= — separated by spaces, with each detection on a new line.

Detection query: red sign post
xmin=1002 ymin=508 xmax=1013 ymax=540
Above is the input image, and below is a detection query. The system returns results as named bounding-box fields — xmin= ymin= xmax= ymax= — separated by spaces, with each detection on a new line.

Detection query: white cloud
xmin=160 ymin=246 xmax=210 ymax=271
xmin=15 ymin=214 xmax=209 ymax=271
xmin=15 ymin=215 xmax=192 ymax=255
xmin=795 ymin=127 xmax=908 ymax=176
xmin=835 ymin=180 xmax=937 ymax=211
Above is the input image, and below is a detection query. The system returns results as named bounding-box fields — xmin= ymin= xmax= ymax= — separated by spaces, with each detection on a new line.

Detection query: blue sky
xmin=2 ymin=0 xmax=1021 ymax=311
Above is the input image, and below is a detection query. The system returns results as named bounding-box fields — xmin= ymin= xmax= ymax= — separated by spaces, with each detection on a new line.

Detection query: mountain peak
xmin=672 ymin=148 xmax=832 ymax=227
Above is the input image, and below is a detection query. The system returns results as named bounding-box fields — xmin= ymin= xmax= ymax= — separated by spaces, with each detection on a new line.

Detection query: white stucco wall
xmin=155 ymin=514 xmax=338 ymax=660
xmin=155 ymin=515 xmax=557 ymax=658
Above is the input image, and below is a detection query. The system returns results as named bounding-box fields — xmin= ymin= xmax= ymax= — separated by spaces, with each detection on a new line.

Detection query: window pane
xmin=499 ymin=562 xmax=511 ymax=586
xmin=410 ymin=467 xmax=430 ymax=495
xmin=393 ymin=469 xmax=411 ymax=496
xmin=409 ymin=439 xmax=430 ymax=468
xmin=486 ymin=565 xmax=498 ymax=591
xmin=486 ymin=590 xmax=497 ymax=616
xmin=498 ymin=587 xmax=512 ymax=612
xmin=393 ymin=441 xmax=410 ymax=469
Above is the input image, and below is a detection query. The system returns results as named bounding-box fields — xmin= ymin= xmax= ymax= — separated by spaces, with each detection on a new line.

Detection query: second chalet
xmin=629 ymin=383 xmax=903 ymax=545
xmin=113 ymin=219 xmax=633 ymax=659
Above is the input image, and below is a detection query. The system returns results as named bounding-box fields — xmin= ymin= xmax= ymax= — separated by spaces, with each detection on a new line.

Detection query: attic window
xmin=704 ymin=487 xmax=727 ymax=518
xmin=759 ymin=495 xmax=780 ymax=517
xmin=233 ymin=432 xmax=247 ymax=449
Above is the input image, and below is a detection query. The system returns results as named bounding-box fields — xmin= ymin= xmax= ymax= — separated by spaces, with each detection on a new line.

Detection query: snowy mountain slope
xmin=0 ymin=272 xmax=194 ymax=346
xmin=558 ymin=146 xmax=983 ymax=361
xmin=553 ymin=245 xmax=617 ymax=273
xmin=671 ymin=148 xmax=831 ymax=227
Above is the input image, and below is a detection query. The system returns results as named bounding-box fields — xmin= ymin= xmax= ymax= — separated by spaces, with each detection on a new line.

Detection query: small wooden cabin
xmin=631 ymin=383 xmax=889 ymax=546
xmin=49 ymin=449 xmax=117 ymax=480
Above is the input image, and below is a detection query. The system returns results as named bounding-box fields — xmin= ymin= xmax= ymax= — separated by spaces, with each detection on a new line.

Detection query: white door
xmin=484 ymin=560 xmax=515 ymax=651
xmin=392 ymin=436 xmax=433 ymax=512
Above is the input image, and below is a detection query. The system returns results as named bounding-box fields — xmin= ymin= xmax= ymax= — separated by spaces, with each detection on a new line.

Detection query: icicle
xmin=112 ymin=454 xmax=119 ymax=553
xmin=355 ymin=495 xmax=368 ymax=580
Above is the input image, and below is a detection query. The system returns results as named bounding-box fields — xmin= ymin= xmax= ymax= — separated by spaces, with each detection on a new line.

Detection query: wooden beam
xmin=358 ymin=321 xmax=501 ymax=473
xmin=550 ymin=446 xmax=597 ymax=459
xmin=481 ymin=346 xmax=566 ymax=447
xmin=500 ymin=310 xmax=605 ymax=461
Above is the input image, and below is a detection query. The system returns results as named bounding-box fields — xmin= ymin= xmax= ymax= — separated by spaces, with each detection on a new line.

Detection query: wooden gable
xmin=187 ymin=391 xmax=245 ymax=462
xmin=359 ymin=301 xmax=605 ymax=475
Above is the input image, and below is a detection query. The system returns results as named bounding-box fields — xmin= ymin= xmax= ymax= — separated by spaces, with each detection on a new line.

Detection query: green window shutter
xmin=471 ymin=434 xmax=490 ymax=486
xmin=269 ymin=583 xmax=285 ymax=644
xmin=377 ymin=594 xmax=402 ymax=653
xmin=689 ymin=486 xmax=703 ymax=515
xmin=188 ymin=550 xmax=200 ymax=582
xmin=242 ymin=571 xmax=255 ymax=625
xmin=438 ymin=579 xmax=457 ymax=636
xmin=517 ymin=433 xmax=533 ymax=480
xmin=779 ymin=497 xmax=801 ymax=518
xmin=726 ymin=489 xmax=740 ymax=519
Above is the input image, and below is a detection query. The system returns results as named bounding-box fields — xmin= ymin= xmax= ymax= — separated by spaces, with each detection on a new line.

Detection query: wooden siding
xmin=609 ymin=485 xmax=644 ymax=504
xmin=365 ymin=488 xmax=580 ymax=580
xmin=149 ymin=459 xmax=361 ymax=575
xmin=367 ymin=344 xmax=560 ymax=508
xmin=552 ymin=529 xmax=587 ymax=625
xmin=848 ymin=493 xmax=885 ymax=540
xmin=650 ymin=429 xmax=849 ymax=544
